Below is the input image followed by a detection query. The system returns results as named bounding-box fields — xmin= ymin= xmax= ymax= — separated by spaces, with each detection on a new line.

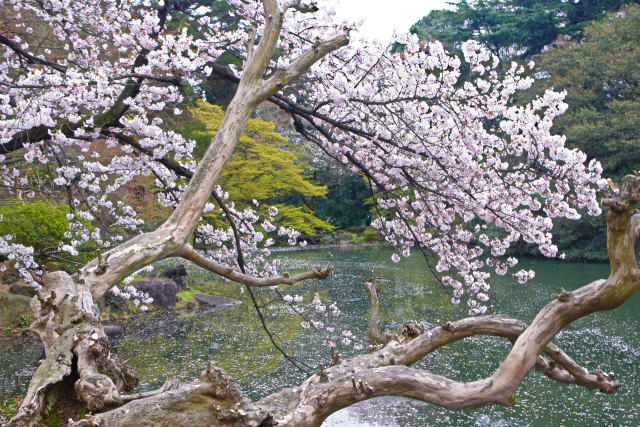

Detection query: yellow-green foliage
xmin=272 ymin=205 xmax=335 ymax=236
xmin=362 ymin=227 xmax=383 ymax=243
xmin=188 ymin=101 xmax=333 ymax=235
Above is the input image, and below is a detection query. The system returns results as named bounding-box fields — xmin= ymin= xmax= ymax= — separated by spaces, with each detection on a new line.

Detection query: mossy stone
xmin=0 ymin=291 xmax=32 ymax=327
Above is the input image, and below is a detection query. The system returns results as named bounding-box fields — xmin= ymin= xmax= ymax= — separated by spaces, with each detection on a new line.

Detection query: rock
xmin=132 ymin=278 xmax=178 ymax=308
xmin=103 ymin=325 xmax=124 ymax=336
xmin=0 ymin=291 xmax=32 ymax=327
xmin=160 ymin=264 xmax=188 ymax=289
xmin=193 ymin=294 xmax=242 ymax=308
xmin=10 ymin=284 xmax=36 ymax=297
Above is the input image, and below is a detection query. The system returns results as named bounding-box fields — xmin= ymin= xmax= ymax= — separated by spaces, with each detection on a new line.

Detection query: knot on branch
xmin=201 ymin=361 xmax=243 ymax=402
xmin=330 ymin=348 xmax=342 ymax=366
xmin=108 ymin=359 xmax=139 ymax=392
xmin=351 ymin=376 xmax=374 ymax=400
xmin=95 ymin=251 xmax=108 ymax=275
xmin=315 ymin=391 xmax=329 ymax=408
xmin=593 ymin=368 xmax=622 ymax=393
xmin=212 ymin=404 xmax=249 ymax=422
xmin=74 ymin=374 xmax=122 ymax=411
xmin=400 ymin=321 xmax=425 ymax=340
xmin=314 ymin=265 xmax=334 ymax=279
xmin=384 ymin=331 xmax=399 ymax=342
xmin=438 ymin=320 xmax=454 ymax=332
xmin=366 ymin=343 xmax=384 ymax=353
xmin=553 ymin=288 xmax=572 ymax=303
xmin=601 ymin=173 xmax=640 ymax=212
xmin=316 ymin=364 xmax=328 ymax=382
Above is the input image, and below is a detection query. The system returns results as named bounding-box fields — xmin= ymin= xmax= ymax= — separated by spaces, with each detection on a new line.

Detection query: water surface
xmin=1 ymin=247 xmax=638 ymax=426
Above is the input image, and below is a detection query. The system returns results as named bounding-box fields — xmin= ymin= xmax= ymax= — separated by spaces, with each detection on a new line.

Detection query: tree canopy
xmin=411 ymin=0 xmax=635 ymax=60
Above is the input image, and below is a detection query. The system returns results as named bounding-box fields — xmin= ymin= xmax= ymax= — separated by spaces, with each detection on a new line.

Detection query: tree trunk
xmin=9 ymin=272 xmax=138 ymax=425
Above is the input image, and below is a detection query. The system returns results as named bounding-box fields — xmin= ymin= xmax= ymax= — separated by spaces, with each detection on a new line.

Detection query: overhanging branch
xmin=180 ymin=243 xmax=333 ymax=287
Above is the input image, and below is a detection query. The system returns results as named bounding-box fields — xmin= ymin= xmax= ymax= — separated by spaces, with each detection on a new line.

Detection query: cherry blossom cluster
xmin=292 ymin=33 xmax=602 ymax=314
xmin=0 ymin=216 xmax=38 ymax=285
xmin=1 ymin=1 xmax=604 ymax=317
xmin=175 ymin=187 xmax=304 ymax=276
xmin=109 ymin=284 xmax=153 ymax=312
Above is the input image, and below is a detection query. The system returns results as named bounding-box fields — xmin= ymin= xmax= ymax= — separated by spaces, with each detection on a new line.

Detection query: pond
xmin=1 ymin=246 xmax=639 ymax=426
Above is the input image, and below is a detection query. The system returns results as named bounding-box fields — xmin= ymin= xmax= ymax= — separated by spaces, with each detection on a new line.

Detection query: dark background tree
xmin=521 ymin=3 xmax=640 ymax=261
xmin=411 ymin=0 xmax=636 ymax=60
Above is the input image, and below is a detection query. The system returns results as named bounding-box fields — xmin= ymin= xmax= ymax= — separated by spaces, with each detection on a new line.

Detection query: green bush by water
xmin=0 ymin=202 xmax=69 ymax=253
xmin=0 ymin=202 xmax=97 ymax=267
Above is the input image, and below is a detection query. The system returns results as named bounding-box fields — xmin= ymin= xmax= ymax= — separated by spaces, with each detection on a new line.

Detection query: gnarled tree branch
xmin=180 ymin=243 xmax=333 ymax=287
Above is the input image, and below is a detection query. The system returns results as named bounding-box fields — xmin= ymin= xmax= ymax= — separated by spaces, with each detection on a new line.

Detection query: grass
xmin=176 ymin=290 xmax=196 ymax=302
xmin=175 ymin=278 xmax=246 ymax=307
xmin=0 ymin=395 xmax=22 ymax=422
xmin=175 ymin=281 xmax=224 ymax=307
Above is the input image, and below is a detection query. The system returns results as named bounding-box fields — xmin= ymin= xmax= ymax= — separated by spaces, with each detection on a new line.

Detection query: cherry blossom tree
xmin=0 ymin=0 xmax=636 ymax=425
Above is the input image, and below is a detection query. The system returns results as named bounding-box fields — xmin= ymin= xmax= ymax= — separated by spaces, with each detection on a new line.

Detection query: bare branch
xmin=363 ymin=272 xmax=387 ymax=345
xmin=180 ymin=244 xmax=333 ymax=287
xmin=258 ymin=31 xmax=350 ymax=100
xmin=281 ymin=0 xmax=319 ymax=13
xmin=110 ymin=74 xmax=185 ymax=86
xmin=0 ymin=33 xmax=67 ymax=72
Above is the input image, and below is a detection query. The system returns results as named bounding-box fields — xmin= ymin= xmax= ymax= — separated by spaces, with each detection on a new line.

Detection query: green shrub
xmin=0 ymin=395 xmax=22 ymax=422
xmin=16 ymin=313 xmax=32 ymax=327
xmin=9 ymin=285 xmax=35 ymax=297
xmin=0 ymin=201 xmax=96 ymax=268
xmin=363 ymin=227 xmax=383 ymax=243
xmin=0 ymin=202 xmax=70 ymax=253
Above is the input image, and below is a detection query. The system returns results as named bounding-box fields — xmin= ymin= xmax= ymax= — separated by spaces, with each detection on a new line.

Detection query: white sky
xmin=322 ymin=0 xmax=457 ymax=43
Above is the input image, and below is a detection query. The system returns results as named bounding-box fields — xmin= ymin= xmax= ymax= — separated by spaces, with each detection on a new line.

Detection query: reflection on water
xmin=1 ymin=247 xmax=638 ymax=426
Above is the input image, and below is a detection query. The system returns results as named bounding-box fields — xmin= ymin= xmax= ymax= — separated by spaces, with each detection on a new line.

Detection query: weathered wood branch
xmin=363 ymin=272 xmax=388 ymax=345
xmin=180 ymin=244 xmax=333 ymax=287
xmin=258 ymin=31 xmax=350 ymax=100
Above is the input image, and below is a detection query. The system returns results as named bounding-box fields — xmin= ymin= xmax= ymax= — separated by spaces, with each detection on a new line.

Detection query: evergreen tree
xmin=411 ymin=0 xmax=634 ymax=60
xmin=525 ymin=4 xmax=640 ymax=261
